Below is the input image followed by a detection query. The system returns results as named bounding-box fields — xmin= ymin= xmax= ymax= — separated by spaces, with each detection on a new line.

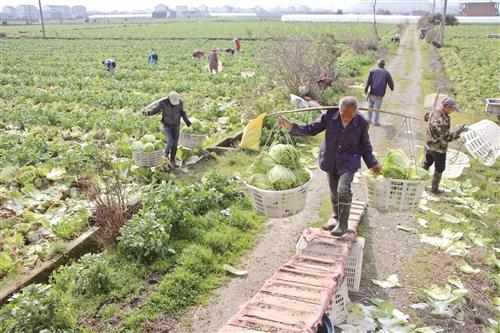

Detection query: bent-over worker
xmin=142 ymin=91 xmax=191 ymax=168
xmin=102 ymin=58 xmax=116 ymax=72
xmin=422 ymin=97 xmax=468 ymax=194
xmin=277 ymin=96 xmax=381 ymax=236
xmin=147 ymin=52 xmax=158 ymax=64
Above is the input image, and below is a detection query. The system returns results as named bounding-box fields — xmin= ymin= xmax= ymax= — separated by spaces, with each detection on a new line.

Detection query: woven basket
xmin=245 ymin=169 xmax=313 ymax=218
xmin=132 ymin=150 xmax=164 ymax=167
xmin=179 ymin=132 xmax=207 ymax=149
xmin=366 ymin=175 xmax=426 ymax=212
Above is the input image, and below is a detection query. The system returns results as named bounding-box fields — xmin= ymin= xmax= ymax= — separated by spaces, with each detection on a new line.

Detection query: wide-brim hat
xmin=168 ymin=91 xmax=180 ymax=105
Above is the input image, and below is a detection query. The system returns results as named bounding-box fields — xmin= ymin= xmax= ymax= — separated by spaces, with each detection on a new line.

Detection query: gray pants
xmin=327 ymin=171 xmax=355 ymax=217
xmin=367 ymin=94 xmax=383 ymax=125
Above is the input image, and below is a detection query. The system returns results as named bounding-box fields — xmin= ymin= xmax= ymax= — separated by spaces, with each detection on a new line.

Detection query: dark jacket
xmin=426 ymin=107 xmax=461 ymax=153
xmin=147 ymin=98 xmax=190 ymax=127
xmin=290 ymin=108 xmax=378 ymax=174
xmin=364 ymin=67 xmax=394 ymax=97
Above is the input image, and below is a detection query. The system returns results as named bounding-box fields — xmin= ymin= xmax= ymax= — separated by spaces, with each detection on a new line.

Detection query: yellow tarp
xmin=239 ymin=113 xmax=266 ymax=151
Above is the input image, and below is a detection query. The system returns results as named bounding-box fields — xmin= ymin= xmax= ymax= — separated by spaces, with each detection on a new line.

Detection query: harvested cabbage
xmin=381 ymin=149 xmax=409 ymax=179
xmin=269 ymin=144 xmax=300 ymax=167
xmin=251 ymin=152 xmax=277 ymax=174
xmin=294 ymin=167 xmax=311 ymax=185
xmin=268 ymin=165 xmax=296 ymax=190
xmin=143 ymin=142 xmax=155 ymax=153
xmin=140 ymin=134 xmax=156 ymax=144
xmin=249 ymin=173 xmax=272 ymax=190
xmin=131 ymin=141 xmax=144 ymax=151
xmin=407 ymin=166 xmax=430 ymax=180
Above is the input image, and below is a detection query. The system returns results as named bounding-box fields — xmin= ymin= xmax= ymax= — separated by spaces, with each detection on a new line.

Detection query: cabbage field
xmin=0 ymin=19 xmax=398 ymax=331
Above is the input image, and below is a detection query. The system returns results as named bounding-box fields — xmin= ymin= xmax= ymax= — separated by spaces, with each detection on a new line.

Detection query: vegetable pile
xmin=247 ymin=144 xmax=311 ymax=191
xmin=380 ymin=149 xmax=430 ymax=181
xmin=181 ymin=117 xmax=210 ymax=135
xmin=130 ymin=134 xmax=165 ymax=153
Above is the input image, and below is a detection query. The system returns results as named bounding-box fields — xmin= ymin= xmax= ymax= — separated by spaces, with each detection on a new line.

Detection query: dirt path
xmin=173 ymin=26 xmax=426 ymax=332
xmin=354 ymin=25 xmax=426 ymax=310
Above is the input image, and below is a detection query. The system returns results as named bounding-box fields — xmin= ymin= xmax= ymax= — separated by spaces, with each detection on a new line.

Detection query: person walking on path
xmin=142 ymin=91 xmax=192 ymax=168
xmin=422 ymin=97 xmax=468 ymax=194
xmin=208 ymin=47 xmax=219 ymax=74
xmin=233 ymin=37 xmax=241 ymax=52
xmin=277 ymin=96 xmax=381 ymax=236
xmin=102 ymin=58 xmax=116 ymax=72
xmin=147 ymin=52 xmax=158 ymax=64
xmin=364 ymin=59 xmax=394 ymax=126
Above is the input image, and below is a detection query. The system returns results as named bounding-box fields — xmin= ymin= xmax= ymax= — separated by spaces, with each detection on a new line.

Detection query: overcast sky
xmin=0 ymin=0 xmax=489 ymax=12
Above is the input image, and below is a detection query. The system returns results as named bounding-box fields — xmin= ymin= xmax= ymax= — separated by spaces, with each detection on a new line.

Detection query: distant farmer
xmin=192 ymin=49 xmax=205 ymax=59
xmin=422 ymin=97 xmax=468 ymax=194
xmin=147 ymin=52 xmax=158 ymax=64
xmin=208 ymin=47 xmax=219 ymax=74
xmin=221 ymin=47 xmax=235 ymax=58
xmin=390 ymin=33 xmax=400 ymax=45
xmin=233 ymin=37 xmax=241 ymax=52
xmin=420 ymin=27 xmax=427 ymax=40
xmin=364 ymin=59 xmax=394 ymax=126
xmin=277 ymin=96 xmax=381 ymax=237
xmin=142 ymin=91 xmax=192 ymax=168
xmin=102 ymin=58 xmax=116 ymax=72
xmin=317 ymin=75 xmax=333 ymax=89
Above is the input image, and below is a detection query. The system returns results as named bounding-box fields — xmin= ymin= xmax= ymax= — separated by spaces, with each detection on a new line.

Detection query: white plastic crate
xmin=132 ymin=149 xmax=164 ymax=167
xmin=179 ymin=132 xmax=207 ymax=149
xmin=461 ymin=121 xmax=499 ymax=167
xmin=245 ymin=170 xmax=313 ymax=218
xmin=345 ymin=237 xmax=365 ymax=293
xmin=430 ymin=149 xmax=470 ymax=179
xmin=485 ymin=98 xmax=500 ymax=116
xmin=366 ymin=176 xmax=426 ymax=212
xmin=328 ymin=277 xmax=350 ymax=325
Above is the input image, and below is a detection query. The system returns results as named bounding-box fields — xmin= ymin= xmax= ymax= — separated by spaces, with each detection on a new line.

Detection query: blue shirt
xmin=290 ymin=108 xmax=378 ymax=174
xmin=364 ymin=67 xmax=394 ymax=97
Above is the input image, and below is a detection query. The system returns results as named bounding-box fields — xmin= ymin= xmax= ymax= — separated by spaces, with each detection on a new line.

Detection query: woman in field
xmin=208 ymin=47 xmax=219 ymax=74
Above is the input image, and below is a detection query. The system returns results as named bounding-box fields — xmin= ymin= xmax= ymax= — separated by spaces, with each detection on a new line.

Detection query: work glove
xmin=141 ymin=109 xmax=148 ymax=116
xmin=186 ymin=120 xmax=192 ymax=127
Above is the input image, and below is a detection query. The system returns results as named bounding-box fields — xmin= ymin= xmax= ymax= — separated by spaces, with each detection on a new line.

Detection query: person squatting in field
xmin=102 ymin=58 xmax=116 ymax=72
xmin=208 ymin=47 xmax=219 ymax=74
xmin=423 ymin=97 xmax=468 ymax=194
xmin=192 ymin=49 xmax=205 ymax=58
xmin=364 ymin=59 xmax=395 ymax=126
xmin=277 ymin=96 xmax=381 ymax=237
xmin=147 ymin=52 xmax=158 ymax=64
xmin=221 ymin=48 xmax=235 ymax=58
xmin=142 ymin=91 xmax=192 ymax=168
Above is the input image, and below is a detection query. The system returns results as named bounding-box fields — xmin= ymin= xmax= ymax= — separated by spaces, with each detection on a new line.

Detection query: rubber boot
xmin=330 ymin=200 xmax=351 ymax=237
xmin=431 ymin=171 xmax=444 ymax=195
xmin=169 ymin=146 xmax=178 ymax=168
xmin=322 ymin=202 xmax=339 ymax=231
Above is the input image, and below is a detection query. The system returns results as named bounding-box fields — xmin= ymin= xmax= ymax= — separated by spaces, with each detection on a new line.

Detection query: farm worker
xmin=391 ymin=33 xmax=400 ymax=45
xmin=221 ymin=47 xmax=235 ymax=58
xmin=277 ymin=96 xmax=381 ymax=237
xmin=142 ymin=91 xmax=192 ymax=167
xmin=147 ymin=52 xmax=158 ymax=64
xmin=208 ymin=47 xmax=219 ymax=74
xmin=420 ymin=27 xmax=427 ymax=39
xmin=192 ymin=49 xmax=205 ymax=58
xmin=233 ymin=37 xmax=241 ymax=52
xmin=102 ymin=58 xmax=116 ymax=72
xmin=422 ymin=97 xmax=468 ymax=194
xmin=364 ymin=59 xmax=394 ymax=126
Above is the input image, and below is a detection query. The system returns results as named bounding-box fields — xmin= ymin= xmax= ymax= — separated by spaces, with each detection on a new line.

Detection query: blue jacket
xmin=364 ymin=67 xmax=394 ymax=97
xmin=290 ymin=108 xmax=378 ymax=174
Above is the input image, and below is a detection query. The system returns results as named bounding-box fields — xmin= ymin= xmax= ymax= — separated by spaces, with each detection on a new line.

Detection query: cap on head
xmin=442 ymin=97 xmax=460 ymax=112
xmin=168 ymin=91 xmax=180 ymax=106
xmin=378 ymin=59 xmax=386 ymax=67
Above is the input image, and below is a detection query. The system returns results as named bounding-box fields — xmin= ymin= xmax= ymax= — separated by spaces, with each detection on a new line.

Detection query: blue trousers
xmin=164 ymin=125 xmax=180 ymax=162
xmin=367 ymin=94 xmax=383 ymax=125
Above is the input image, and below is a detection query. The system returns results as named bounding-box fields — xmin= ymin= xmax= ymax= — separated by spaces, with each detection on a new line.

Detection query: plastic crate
xmin=345 ymin=237 xmax=365 ymax=293
xmin=430 ymin=149 xmax=470 ymax=179
xmin=179 ymin=132 xmax=207 ymax=149
xmin=328 ymin=277 xmax=350 ymax=325
xmin=132 ymin=150 xmax=163 ymax=167
xmin=366 ymin=176 xmax=426 ymax=212
xmin=485 ymin=98 xmax=500 ymax=116
xmin=245 ymin=169 xmax=313 ymax=218
xmin=461 ymin=120 xmax=499 ymax=167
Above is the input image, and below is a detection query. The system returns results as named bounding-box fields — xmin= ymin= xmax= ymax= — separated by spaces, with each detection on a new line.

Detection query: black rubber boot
xmin=431 ymin=171 xmax=444 ymax=195
xmin=330 ymin=199 xmax=351 ymax=237
xmin=169 ymin=146 xmax=178 ymax=168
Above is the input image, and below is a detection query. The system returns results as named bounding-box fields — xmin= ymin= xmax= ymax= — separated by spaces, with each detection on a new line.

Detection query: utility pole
xmin=38 ymin=0 xmax=46 ymax=39
xmin=439 ymin=0 xmax=448 ymax=46
xmin=432 ymin=0 xmax=436 ymax=14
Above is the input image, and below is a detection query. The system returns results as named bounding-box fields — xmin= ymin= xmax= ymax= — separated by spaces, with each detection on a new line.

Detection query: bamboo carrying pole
xmin=270 ymin=106 xmax=424 ymax=122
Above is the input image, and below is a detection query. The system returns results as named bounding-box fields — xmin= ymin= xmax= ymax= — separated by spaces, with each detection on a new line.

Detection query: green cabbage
xmin=143 ymin=142 xmax=155 ymax=153
xmin=154 ymin=140 xmax=165 ymax=151
xmin=249 ymin=173 xmax=272 ymax=190
xmin=140 ymin=134 xmax=156 ymax=144
xmin=251 ymin=152 xmax=277 ymax=174
xmin=381 ymin=149 xmax=410 ymax=179
xmin=407 ymin=167 xmax=430 ymax=180
xmin=131 ymin=141 xmax=144 ymax=151
xmin=294 ymin=167 xmax=311 ymax=185
xmin=268 ymin=165 xmax=296 ymax=190
xmin=269 ymin=144 xmax=300 ymax=167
